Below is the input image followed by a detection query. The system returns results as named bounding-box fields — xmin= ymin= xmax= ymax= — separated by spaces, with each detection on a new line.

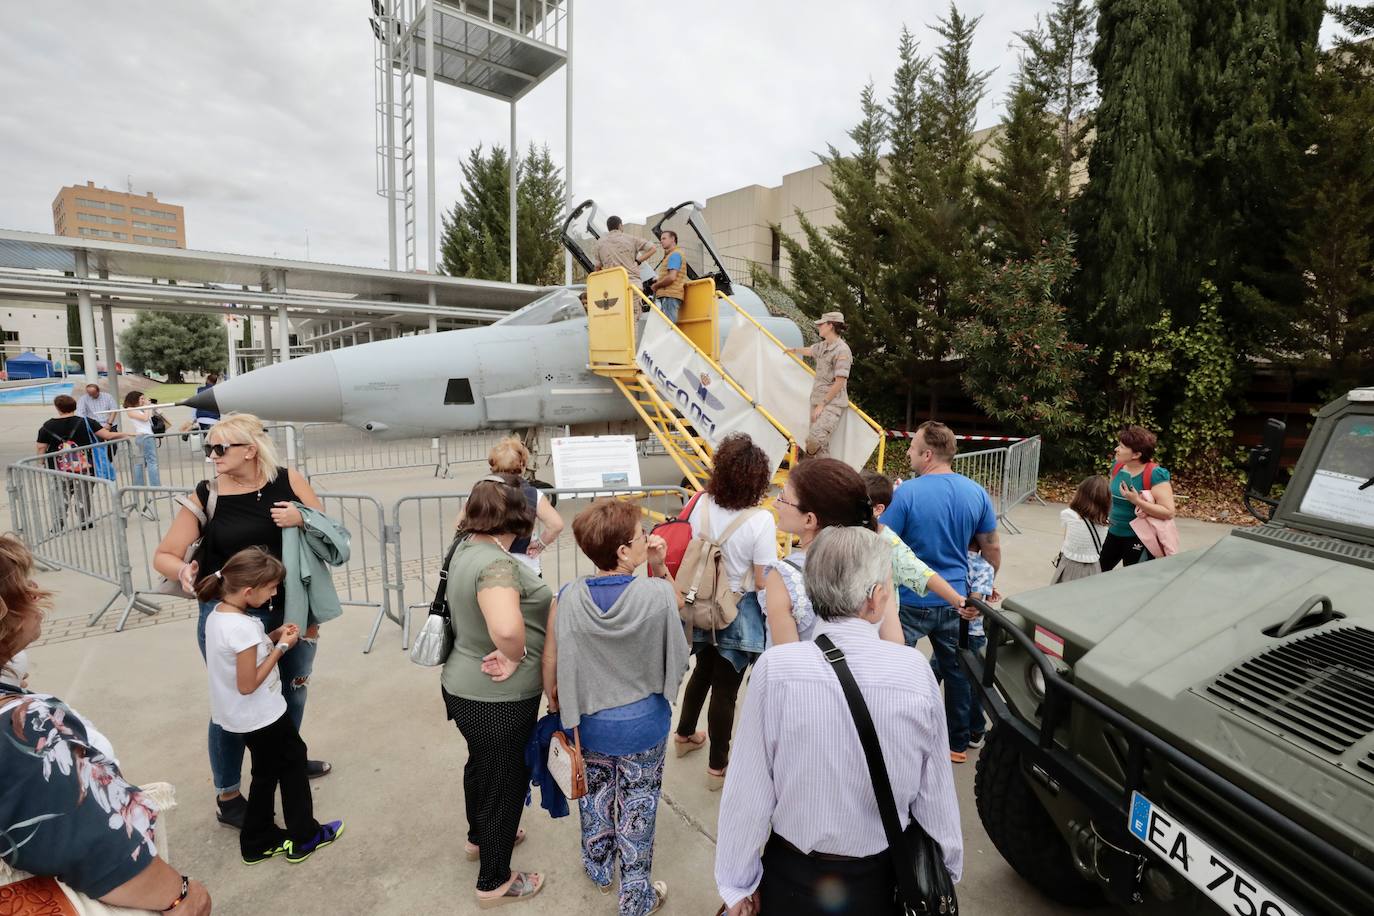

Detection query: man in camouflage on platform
xmin=787 ymin=311 xmax=852 ymax=459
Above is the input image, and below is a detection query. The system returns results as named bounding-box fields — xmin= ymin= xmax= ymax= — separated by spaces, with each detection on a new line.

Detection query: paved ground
xmin=6 ymin=418 xmax=1237 ymax=915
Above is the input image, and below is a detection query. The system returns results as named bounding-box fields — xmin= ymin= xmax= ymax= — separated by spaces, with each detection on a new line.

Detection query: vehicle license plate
xmin=1127 ymin=791 xmax=1303 ymax=915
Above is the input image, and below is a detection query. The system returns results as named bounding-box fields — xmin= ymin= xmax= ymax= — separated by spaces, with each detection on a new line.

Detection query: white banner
xmin=718 ymin=315 xmax=880 ymax=469
xmin=635 ymin=312 xmax=791 ymax=473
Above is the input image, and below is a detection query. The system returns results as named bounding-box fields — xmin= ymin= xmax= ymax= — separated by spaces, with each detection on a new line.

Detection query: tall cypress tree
xmin=1017 ymin=0 xmax=1096 ymax=204
xmin=1073 ymin=0 xmax=1191 ymax=351
xmin=1187 ymin=0 xmax=1324 ymax=349
xmin=978 ymin=79 xmax=1061 ymax=260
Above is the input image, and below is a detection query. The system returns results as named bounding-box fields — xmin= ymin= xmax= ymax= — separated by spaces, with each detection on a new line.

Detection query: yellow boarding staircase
xmin=585 ymin=266 xmax=884 ymax=498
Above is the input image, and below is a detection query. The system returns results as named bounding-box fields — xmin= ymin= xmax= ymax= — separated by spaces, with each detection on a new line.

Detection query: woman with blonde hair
xmin=487 ymin=437 xmax=564 ymax=576
xmin=154 ymin=413 xmax=333 ymax=829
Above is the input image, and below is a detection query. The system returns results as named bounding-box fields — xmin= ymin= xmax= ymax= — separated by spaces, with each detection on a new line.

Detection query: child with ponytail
xmin=198 ymin=547 xmax=344 ymax=865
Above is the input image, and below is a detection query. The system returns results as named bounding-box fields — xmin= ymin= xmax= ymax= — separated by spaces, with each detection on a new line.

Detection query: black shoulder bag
xmin=815 ymin=633 xmax=958 ymax=915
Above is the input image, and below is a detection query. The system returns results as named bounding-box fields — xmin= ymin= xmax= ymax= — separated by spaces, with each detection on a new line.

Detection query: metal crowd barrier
xmin=6 ymin=459 xmax=140 ymax=626
xmin=298 ymin=422 xmax=446 ymax=480
xmin=440 ymin=426 xmax=568 ymax=474
xmin=385 ymin=486 xmax=692 ymax=651
xmin=1000 ymin=435 xmax=1045 ymax=530
xmin=950 ymin=445 xmax=1013 ymax=529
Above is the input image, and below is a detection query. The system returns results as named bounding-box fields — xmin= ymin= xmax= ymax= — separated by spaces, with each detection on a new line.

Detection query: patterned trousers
xmin=579 ymin=739 xmax=667 ymax=916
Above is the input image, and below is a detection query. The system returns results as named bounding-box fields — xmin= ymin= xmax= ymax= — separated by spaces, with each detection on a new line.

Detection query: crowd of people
xmin=2 ymin=409 xmax=1180 ymax=914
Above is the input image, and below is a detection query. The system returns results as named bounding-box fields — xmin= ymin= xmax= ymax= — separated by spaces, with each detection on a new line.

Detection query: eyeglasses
xmin=775 ymin=496 xmax=801 ymax=510
xmin=203 ymin=443 xmax=248 ymax=458
xmin=623 ymin=530 xmax=648 ymax=548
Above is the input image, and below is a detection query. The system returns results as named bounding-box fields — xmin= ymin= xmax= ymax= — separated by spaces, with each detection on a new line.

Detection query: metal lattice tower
xmin=370 ymin=0 xmax=573 ymax=280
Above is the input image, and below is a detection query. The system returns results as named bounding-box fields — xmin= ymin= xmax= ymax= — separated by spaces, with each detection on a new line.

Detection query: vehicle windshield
xmin=1296 ymin=413 xmax=1374 ymax=527
xmin=493 ymin=287 xmax=586 ymax=327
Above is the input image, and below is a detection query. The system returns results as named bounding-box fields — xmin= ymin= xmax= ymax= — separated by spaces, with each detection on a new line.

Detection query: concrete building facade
xmin=52 ymin=181 xmax=186 ymax=249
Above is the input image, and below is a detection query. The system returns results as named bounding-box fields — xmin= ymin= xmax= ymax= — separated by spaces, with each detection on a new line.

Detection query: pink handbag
xmin=1130 ymin=491 xmax=1180 ymax=558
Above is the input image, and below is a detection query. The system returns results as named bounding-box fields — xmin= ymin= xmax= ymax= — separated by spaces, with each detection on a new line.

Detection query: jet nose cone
xmin=182 ymin=352 xmax=344 ymax=423
xmin=179 ymin=387 xmax=219 ymax=414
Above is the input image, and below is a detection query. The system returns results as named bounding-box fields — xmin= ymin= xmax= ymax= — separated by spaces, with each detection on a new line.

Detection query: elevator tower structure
xmin=370 ymin=0 xmax=572 ymax=282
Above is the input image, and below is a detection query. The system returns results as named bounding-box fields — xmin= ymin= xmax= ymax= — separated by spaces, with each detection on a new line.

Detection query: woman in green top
xmin=441 ymin=473 xmax=552 ymax=908
xmin=1101 ymin=425 xmax=1177 ymax=570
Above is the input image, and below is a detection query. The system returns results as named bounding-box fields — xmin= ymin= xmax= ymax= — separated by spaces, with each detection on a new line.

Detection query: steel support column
xmin=564 ymin=0 xmax=574 ymax=284
xmin=275 ymin=270 xmax=290 ymax=364
xmin=385 ymin=0 xmax=398 ymax=270
xmin=428 ymin=286 xmax=437 ymax=333
xmin=74 ymin=251 xmax=99 ymax=384
xmin=510 ymin=102 xmax=519 ymax=283
xmin=96 ymin=268 xmax=119 ymax=403
xmin=425 ymin=0 xmax=437 ymax=275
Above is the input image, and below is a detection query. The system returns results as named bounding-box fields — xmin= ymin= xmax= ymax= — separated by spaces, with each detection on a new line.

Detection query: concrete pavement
xmin=9 ymin=432 xmax=1236 ymax=915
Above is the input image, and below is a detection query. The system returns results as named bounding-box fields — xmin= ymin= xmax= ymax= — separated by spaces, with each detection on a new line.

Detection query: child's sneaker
xmin=242 ymin=842 xmax=286 ymax=865
xmin=284 ymin=820 xmax=345 ymax=863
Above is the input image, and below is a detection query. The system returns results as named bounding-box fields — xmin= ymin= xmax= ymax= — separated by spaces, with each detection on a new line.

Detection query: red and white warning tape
xmin=886 ymin=430 xmax=1025 ymax=442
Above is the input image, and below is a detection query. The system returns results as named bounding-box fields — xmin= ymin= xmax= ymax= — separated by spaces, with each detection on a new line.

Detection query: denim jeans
xmin=198 ymin=600 xmax=316 ymax=794
xmin=655 ymin=296 xmax=682 ymax=323
xmin=132 ymin=434 xmax=161 ymax=488
xmin=943 ymin=633 xmax=987 ymax=740
xmin=898 ymin=604 xmax=971 ymax=752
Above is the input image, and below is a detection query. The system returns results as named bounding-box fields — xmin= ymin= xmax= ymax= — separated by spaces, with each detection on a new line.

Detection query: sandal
xmin=646 ymin=880 xmax=669 ymax=915
xmin=476 ymin=871 xmax=544 ymax=909
xmin=707 ymin=767 xmax=727 ymax=792
xmin=465 ymin=828 xmax=526 ymax=861
xmin=675 ymin=731 xmax=707 ymax=758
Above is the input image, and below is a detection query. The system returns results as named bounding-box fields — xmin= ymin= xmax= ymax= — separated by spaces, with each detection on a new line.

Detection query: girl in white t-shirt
xmin=1052 ymin=476 xmax=1111 ymax=584
xmin=198 ymin=548 xmax=344 ymax=866
xmin=672 ymin=434 xmax=777 ymax=791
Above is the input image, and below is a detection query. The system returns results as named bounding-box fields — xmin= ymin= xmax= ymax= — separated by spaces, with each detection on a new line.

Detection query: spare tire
xmin=974 ymin=725 xmax=1104 ymax=906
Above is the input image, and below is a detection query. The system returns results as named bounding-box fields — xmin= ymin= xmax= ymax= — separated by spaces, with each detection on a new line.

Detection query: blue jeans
xmin=197 ymin=600 xmax=316 ymax=794
xmin=132 ymin=434 xmax=161 ymax=488
xmin=899 ymin=604 xmax=971 ymax=752
xmin=655 ymin=296 xmax=682 ymax=323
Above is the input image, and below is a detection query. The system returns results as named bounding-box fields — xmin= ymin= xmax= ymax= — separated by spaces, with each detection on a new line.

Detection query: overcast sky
xmin=0 ymin=2 xmax=1348 ymax=271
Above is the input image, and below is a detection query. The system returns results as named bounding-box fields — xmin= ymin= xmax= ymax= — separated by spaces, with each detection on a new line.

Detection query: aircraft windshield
xmin=1296 ymin=413 xmax=1374 ymax=528
xmin=494 ymin=288 xmax=586 ymax=326
xmin=652 ymin=202 xmax=732 ymax=293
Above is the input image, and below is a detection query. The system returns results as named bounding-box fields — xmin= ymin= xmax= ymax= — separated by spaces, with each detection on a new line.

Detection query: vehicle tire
xmin=974 ymin=725 xmax=1105 ymax=907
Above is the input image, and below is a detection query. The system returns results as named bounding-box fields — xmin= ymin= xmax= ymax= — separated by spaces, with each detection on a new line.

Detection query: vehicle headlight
xmin=1028 ymin=664 xmax=1047 ymax=699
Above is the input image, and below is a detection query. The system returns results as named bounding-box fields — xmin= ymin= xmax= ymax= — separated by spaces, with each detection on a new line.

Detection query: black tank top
xmin=195 ymin=472 xmax=298 ymax=576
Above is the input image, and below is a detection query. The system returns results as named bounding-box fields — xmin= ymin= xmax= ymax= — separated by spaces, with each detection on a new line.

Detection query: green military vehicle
xmin=963 ymin=389 xmax=1374 ymax=916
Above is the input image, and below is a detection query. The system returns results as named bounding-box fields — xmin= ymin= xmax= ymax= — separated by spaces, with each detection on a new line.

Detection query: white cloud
xmin=0 ymin=1 xmax=1057 ymax=270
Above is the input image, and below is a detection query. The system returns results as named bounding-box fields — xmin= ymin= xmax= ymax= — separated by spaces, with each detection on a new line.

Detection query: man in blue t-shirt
xmin=879 ymin=420 xmax=1001 ymax=762
xmin=649 ymin=230 xmax=687 ymax=323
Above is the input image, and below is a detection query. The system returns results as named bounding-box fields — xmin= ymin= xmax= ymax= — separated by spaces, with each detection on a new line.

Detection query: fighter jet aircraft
xmin=181 ymin=202 xmax=805 ymax=440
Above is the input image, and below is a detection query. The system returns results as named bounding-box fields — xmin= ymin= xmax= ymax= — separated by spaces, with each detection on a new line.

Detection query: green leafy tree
xmin=1168 ymin=280 xmax=1239 ymax=471
xmin=439 ymin=142 xmax=566 ymax=285
xmin=1277 ymin=2 xmax=1374 ymax=387
xmin=1017 ymin=0 xmax=1096 ymax=204
xmin=978 ymin=79 xmax=1061 ymax=260
xmin=1073 ymin=0 xmax=1192 ymax=352
xmin=118 ymin=312 xmax=227 ymax=383
xmin=953 ymin=234 xmax=1085 ymax=437
xmin=777 ymin=7 xmax=990 ymax=427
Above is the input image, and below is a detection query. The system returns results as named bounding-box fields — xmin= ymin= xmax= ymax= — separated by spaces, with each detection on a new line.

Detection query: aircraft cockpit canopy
xmin=493 ymin=286 xmax=587 ymax=327
xmin=559 ymin=199 xmax=736 ymax=296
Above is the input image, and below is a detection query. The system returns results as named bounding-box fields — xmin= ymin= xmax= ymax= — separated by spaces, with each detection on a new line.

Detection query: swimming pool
xmin=0 ymin=381 xmax=75 ymax=405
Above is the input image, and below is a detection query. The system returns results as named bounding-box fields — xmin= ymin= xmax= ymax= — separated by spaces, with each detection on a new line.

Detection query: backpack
xmin=675 ymin=496 xmax=763 ymax=635
xmin=47 ymin=419 xmax=91 ymax=475
xmin=649 ymin=491 xmax=705 ymax=578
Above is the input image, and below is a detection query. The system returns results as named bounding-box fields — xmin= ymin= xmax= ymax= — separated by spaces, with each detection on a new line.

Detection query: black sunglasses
xmin=203 ymin=443 xmax=248 ymax=458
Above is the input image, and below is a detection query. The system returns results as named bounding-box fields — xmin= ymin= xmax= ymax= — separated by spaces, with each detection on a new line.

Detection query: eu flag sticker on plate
xmin=1128 ymin=792 xmax=1152 ymax=842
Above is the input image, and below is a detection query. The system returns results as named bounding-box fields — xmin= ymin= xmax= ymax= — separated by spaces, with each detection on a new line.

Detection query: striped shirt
xmin=714 ymin=616 xmax=964 ymax=907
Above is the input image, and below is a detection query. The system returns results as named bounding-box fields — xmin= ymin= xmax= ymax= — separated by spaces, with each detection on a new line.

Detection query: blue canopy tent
xmin=6 ymin=352 xmax=55 ymax=379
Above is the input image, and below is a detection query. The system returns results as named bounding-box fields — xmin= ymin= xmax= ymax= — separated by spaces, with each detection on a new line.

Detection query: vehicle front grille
xmin=1205 ymin=627 xmax=1374 ymax=755
xmin=1233 ymin=525 xmax=1374 ymax=567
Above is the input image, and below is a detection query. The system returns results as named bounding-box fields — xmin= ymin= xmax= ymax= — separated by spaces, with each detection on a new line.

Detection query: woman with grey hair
xmin=714 ymin=526 xmax=963 ymax=915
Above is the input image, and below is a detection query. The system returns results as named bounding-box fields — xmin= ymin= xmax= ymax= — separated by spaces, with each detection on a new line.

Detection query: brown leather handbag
xmin=548 ymin=727 xmax=587 ymax=800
